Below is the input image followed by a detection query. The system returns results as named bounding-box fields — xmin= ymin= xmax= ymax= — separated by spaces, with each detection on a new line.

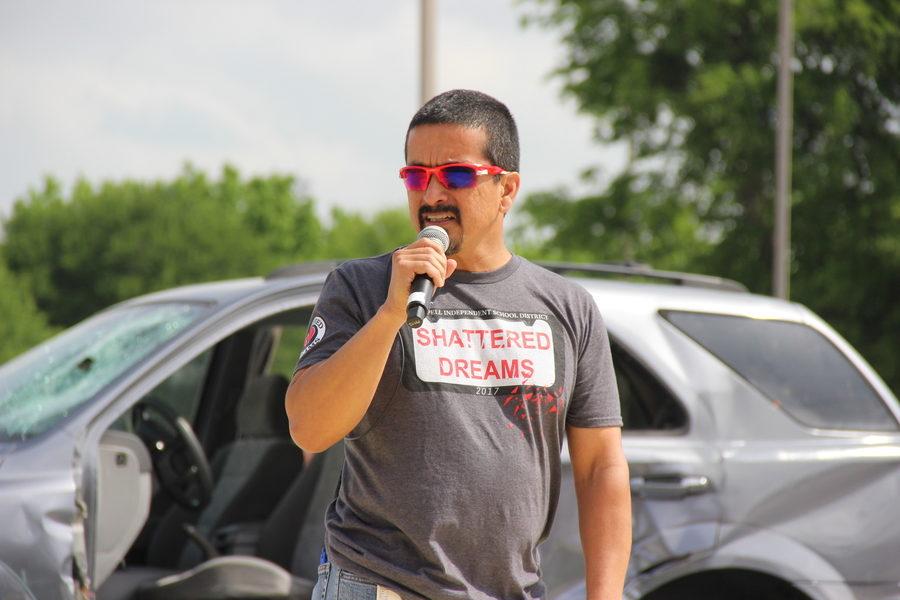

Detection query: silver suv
xmin=539 ymin=264 xmax=900 ymax=600
xmin=0 ymin=262 xmax=897 ymax=600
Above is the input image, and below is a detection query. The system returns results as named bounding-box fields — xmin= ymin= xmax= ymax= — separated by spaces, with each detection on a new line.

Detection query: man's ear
xmin=498 ymin=172 xmax=520 ymax=216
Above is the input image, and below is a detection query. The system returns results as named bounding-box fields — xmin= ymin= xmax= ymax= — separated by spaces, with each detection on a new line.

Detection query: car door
xmin=78 ymin=286 xmax=321 ymax=591
xmin=612 ymin=341 xmax=723 ymax=579
xmin=663 ymin=310 xmax=900 ymax=591
xmin=541 ymin=337 xmax=723 ymax=598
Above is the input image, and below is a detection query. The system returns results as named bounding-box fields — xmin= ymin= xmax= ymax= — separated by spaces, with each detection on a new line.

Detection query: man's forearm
xmin=285 ymin=306 xmax=404 ymax=452
xmin=576 ymin=462 xmax=632 ymax=600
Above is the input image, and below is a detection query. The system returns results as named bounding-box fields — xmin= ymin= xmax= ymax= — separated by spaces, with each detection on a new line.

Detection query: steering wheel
xmin=132 ymin=399 xmax=214 ymax=510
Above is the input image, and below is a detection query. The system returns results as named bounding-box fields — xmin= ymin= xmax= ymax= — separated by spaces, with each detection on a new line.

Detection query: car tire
xmin=641 ymin=569 xmax=810 ymax=600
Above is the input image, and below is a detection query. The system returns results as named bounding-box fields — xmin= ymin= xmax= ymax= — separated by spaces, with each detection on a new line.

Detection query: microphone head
xmin=417 ymin=225 xmax=450 ymax=252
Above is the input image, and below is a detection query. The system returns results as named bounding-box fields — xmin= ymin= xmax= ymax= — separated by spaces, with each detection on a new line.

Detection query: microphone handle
xmin=406 ymin=274 xmax=435 ymax=328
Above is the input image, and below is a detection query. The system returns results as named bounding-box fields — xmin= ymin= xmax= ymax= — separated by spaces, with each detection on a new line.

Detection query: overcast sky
xmin=0 ymin=1 xmax=625 ymax=222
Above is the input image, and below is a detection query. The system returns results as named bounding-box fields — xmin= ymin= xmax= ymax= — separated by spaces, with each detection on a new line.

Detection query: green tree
xmin=321 ymin=207 xmax=414 ymax=258
xmin=2 ymin=165 xmax=417 ymax=341
xmin=3 ymin=165 xmax=324 ymax=325
xmin=512 ymin=174 xmax=712 ymax=270
xmin=523 ymin=0 xmax=900 ymax=392
xmin=0 ymin=260 xmax=56 ymax=363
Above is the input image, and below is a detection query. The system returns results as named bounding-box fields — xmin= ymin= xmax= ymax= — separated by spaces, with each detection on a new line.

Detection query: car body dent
xmin=629 ymin=521 xmax=718 ymax=575
xmin=590 ymin=543 xmax=846 ymax=600
xmin=0 ymin=429 xmax=80 ymax=600
xmin=625 ymin=437 xmax=722 ymax=575
xmin=625 ymin=524 xmax=856 ymax=600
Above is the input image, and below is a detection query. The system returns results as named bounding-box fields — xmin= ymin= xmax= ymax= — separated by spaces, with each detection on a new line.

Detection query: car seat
xmin=145 ymin=373 xmax=303 ymax=569
xmin=134 ymin=441 xmax=345 ymax=599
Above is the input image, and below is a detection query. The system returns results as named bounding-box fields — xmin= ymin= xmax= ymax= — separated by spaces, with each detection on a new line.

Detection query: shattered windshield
xmin=0 ymin=302 xmax=208 ymax=442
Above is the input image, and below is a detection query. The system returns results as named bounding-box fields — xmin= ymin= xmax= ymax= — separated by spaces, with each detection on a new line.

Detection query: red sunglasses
xmin=399 ymin=162 xmax=508 ymax=191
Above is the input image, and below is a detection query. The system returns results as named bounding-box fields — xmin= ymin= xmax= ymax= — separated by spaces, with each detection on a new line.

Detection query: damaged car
xmin=0 ymin=262 xmax=898 ymax=600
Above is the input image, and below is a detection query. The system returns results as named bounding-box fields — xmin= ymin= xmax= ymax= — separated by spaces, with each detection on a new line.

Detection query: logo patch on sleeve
xmin=300 ymin=316 xmax=326 ymax=358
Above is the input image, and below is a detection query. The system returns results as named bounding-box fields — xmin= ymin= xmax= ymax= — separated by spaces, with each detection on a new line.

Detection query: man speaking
xmin=286 ymin=89 xmax=631 ymax=600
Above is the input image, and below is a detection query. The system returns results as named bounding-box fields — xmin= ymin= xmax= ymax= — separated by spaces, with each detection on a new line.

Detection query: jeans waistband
xmin=316 ymin=562 xmax=403 ymax=600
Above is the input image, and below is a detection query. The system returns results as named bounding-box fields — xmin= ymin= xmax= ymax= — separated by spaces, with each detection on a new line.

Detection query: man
xmin=286 ymin=89 xmax=630 ymax=600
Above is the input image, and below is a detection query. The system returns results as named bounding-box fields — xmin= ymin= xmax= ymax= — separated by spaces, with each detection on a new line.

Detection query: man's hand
xmin=381 ymin=236 xmax=458 ymax=326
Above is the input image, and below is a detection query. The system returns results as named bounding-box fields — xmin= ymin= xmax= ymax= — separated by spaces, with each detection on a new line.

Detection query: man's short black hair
xmin=405 ymin=89 xmax=520 ymax=172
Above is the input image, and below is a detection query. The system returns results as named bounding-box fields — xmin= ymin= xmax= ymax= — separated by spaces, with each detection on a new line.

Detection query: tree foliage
xmin=1 ymin=166 xmax=413 ymax=350
xmin=522 ymin=0 xmax=900 ymax=392
xmin=3 ymin=166 xmax=323 ymax=325
xmin=0 ymin=260 xmax=56 ymax=363
xmin=321 ymin=207 xmax=414 ymax=258
xmin=511 ymin=174 xmax=712 ymax=270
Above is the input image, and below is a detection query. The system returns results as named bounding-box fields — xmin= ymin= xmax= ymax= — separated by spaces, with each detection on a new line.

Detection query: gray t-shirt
xmin=296 ymin=253 xmax=621 ymax=600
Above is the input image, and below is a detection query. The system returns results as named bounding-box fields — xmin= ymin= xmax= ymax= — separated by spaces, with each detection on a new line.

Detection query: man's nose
xmin=422 ymin=174 xmax=447 ymax=205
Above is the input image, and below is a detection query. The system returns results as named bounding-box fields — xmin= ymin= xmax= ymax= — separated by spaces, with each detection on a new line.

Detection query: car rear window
xmin=662 ymin=311 xmax=898 ymax=431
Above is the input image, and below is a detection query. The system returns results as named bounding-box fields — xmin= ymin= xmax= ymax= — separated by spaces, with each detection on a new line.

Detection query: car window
xmin=0 ymin=302 xmax=209 ymax=441
xmin=143 ymin=349 xmax=214 ymax=421
xmin=266 ymin=325 xmax=309 ymax=381
xmin=663 ymin=310 xmax=898 ymax=431
xmin=611 ymin=342 xmax=687 ymax=431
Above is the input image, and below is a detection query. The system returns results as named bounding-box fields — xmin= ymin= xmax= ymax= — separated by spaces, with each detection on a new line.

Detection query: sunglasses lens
xmin=441 ymin=165 xmax=478 ymax=189
xmin=402 ymin=168 xmax=429 ymax=191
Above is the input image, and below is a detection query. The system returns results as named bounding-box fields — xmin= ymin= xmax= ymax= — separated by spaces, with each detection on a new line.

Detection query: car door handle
xmin=630 ymin=474 xmax=711 ymax=499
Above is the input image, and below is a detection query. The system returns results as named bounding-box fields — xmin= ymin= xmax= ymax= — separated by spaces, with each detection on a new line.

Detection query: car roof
xmin=572 ymin=277 xmax=807 ymax=322
xmin=117 ymin=261 xmax=344 ymax=308
xmin=117 ymin=273 xmax=326 ymax=311
xmin=114 ymin=261 xmax=803 ymax=323
xmin=123 ymin=277 xmax=267 ymax=305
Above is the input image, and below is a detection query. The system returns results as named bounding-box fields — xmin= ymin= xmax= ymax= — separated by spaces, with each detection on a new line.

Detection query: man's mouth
xmin=420 ymin=207 xmax=460 ymax=226
xmin=424 ymin=213 xmax=455 ymax=223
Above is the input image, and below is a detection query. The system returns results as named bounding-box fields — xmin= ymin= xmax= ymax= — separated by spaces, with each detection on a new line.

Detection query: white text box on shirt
xmin=412 ymin=317 xmax=556 ymax=387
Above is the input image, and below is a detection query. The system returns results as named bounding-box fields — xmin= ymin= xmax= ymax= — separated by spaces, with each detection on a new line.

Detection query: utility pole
xmin=420 ymin=0 xmax=437 ymax=106
xmin=774 ymin=0 xmax=794 ymax=299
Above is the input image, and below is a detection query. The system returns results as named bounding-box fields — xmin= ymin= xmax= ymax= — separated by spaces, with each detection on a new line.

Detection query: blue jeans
xmin=312 ymin=562 xmax=397 ymax=600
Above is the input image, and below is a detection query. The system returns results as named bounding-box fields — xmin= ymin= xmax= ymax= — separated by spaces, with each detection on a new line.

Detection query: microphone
xmin=406 ymin=225 xmax=450 ymax=328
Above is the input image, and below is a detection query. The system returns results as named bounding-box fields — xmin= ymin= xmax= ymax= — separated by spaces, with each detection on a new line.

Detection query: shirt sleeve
xmin=565 ymin=292 xmax=623 ymax=429
xmin=294 ymin=267 xmax=364 ymax=374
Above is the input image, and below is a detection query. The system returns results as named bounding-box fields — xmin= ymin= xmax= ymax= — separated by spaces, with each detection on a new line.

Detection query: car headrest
xmin=236 ymin=374 xmax=290 ymax=438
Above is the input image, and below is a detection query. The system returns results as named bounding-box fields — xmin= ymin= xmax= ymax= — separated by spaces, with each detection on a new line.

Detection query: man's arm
xmin=287 ymin=307 xmax=405 ymax=452
xmin=285 ymin=238 xmax=455 ymax=452
xmin=567 ymin=425 xmax=631 ymax=600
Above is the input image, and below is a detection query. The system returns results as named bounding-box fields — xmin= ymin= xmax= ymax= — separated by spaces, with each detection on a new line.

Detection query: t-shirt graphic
xmin=402 ymin=308 xmax=562 ymax=392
